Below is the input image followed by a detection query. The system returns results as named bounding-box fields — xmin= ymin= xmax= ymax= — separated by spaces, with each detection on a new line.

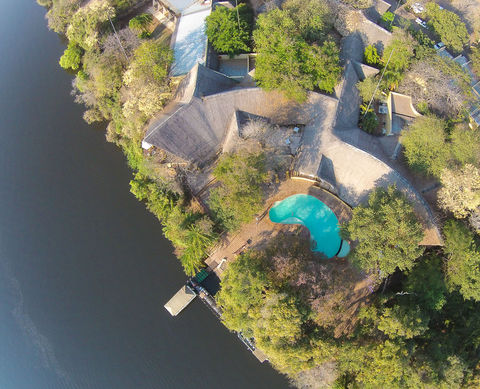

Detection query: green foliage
xmin=443 ymin=220 xmax=480 ymax=301
xmin=380 ymin=11 xmax=395 ymax=32
xmin=471 ymin=45 xmax=480 ymax=79
xmin=216 ymin=251 xmax=270 ymax=335
xmin=382 ymin=30 xmax=417 ymax=89
xmin=66 ymin=0 xmax=115 ymax=50
xmin=345 ymin=186 xmax=424 ymax=278
xmin=356 ymin=76 xmax=381 ymax=103
xmin=205 ymin=4 xmax=253 ymax=56
xmin=74 ymin=49 xmax=124 ymax=122
xmin=364 ymin=45 xmax=381 ymax=66
xmin=359 ymin=105 xmax=378 ymax=134
xmin=253 ymin=1 xmax=340 ymax=101
xmin=46 ymin=0 xmax=81 ymax=34
xmin=111 ymin=0 xmax=137 ymax=13
xmin=425 ymin=2 xmax=469 ymax=54
xmin=400 ymin=115 xmax=449 ymax=177
xmin=209 ymin=152 xmax=268 ymax=231
xmin=217 ymin=245 xmax=336 ymax=375
xmin=405 ymin=254 xmax=447 ymax=311
xmin=37 ymin=0 xmax=53 ymax=8
xmin=126 ymin=40 xmax=172 ymax=84
xmin=130 ymin=173 xmax=216 ymax=275
xmin=377 ymin=304 xmax=429 ymax=339
xmin=282 ymin=0 xmax=332 ymax=43
xmin=59 ymin=42 xmax=83 ymax=70
xmin=129 ymin=13 xmax=153 ymax=36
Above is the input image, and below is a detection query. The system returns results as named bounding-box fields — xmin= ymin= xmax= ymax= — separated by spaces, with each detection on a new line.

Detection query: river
xmin=0 ymin=1 xmax=290 ymax=388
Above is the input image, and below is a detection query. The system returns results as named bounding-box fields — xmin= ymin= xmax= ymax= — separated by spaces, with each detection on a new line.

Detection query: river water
xmin=0 ymin=1 xmax=290 ymax=388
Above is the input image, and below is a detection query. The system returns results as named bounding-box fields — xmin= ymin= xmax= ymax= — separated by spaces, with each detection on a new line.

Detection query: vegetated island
xmin=38 ymin=0 xmax=480 ymax=387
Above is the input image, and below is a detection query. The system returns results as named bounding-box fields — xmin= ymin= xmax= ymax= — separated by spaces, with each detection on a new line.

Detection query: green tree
xmin=425 ymin=2 xmax=469 ymax=54
xmin=282 ymin=0 xmax=332 ymax=43
xmin=37 ymin=0 xmax=53 ymax=8
xmin=345 ymin=186 xmax=424 ymax=278
xmin=356 ymin=76 xmax=381 ymax=102
xmin=216 ymin=251 xmax=269 ymax=335
xmin=405 ymin=254 xmax=447 ymax=311
xmin=438 ymin=164 xmax=480 ymax=218
xmin=377 ymin=305 xmax=429 ymax=339
xmin=400 ymin=115 xmax=449 ymax=177
xmin=443 ymin=220 xmax=480 ymax=301
xmin=128 ymin=13 xmax=153 ymax=36
xmin=179 ymin=218 xmax=216 ymax=275
xmin=380 ymin=11 xmax=395 ymax=32
xmin=66 ymin=0 xmax=115 ymax=50
xmin=205 ymin=4 xmax=252 ymax=56
xmin=381 ymin=30 xmax=417 ymax=89
xmin=59 ymin=42 xmax=83 ymax=70
xmin=364 ymin=45 xmax=381 ymax=66
xmin=125 ymin=40 xmax=172 ymax=84
xmin=471 ymin=45 xmax=480 ymax=78
xmin=46 ymin=0 xmax=81 ymax=34
xmin=253 ymin=6 xmax=340 ymax=101
xmin=350 ymin=340 xmax=421 ymax=389
xmin=359 ymin=105 xmax=378 ymax=133
xmin=209 ymin=152 xmax=268 ymax=231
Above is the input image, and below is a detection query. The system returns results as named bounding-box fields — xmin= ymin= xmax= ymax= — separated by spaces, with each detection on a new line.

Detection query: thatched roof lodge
xmin=142 ymin=62 xmax=443 ymax=246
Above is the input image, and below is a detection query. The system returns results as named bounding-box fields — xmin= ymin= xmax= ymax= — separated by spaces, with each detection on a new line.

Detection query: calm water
xmin=0 ymin=1 xmax=290 ymax=388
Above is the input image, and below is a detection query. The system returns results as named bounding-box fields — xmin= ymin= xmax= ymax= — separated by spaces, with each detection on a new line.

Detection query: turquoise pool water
xmin=269 ymin=194 xmax=350 ymax=258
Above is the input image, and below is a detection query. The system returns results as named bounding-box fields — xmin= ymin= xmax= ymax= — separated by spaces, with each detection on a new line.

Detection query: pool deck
xmin=205 ymin=179 xmax=352 ymax=276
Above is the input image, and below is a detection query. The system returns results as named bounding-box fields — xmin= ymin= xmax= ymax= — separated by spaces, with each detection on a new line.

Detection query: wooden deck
xmin=205 ymin=178 xmax=352 ymax=276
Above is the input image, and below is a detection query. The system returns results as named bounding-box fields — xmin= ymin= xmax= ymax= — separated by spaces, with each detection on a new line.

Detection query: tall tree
xmin=443 ymin=220 xmax=480 ymax=301
xmin=400 ymin=115 xmax=450 ymax=177
xmin=209 ymin=152 xmax=268 ymax=231
xmin=253 ymin=1 xmax=340 ymax=101
xmin=425 ymin=2 xmax=469 ymax=54
xmin=205 ymin=4 xmax=253 ymax=56
xmin=345 ymin=186 xmax=424 ymax=278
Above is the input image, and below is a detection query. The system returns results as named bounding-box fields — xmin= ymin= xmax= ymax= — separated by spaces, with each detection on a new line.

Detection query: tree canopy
xmin=344 ymin=186 xmax=424 ymax=278
xmin=59 ymin=42 xmax=83 ymax=70
xmin=209 ymin=152 xmax=268 ymax=231
xmin=443 ymin=220 xmax=480 ymax=301
xmin=425 ymin=2 xmax=469 ymax=54
xmin=400 ymin=115 xmax=450 ymax=177
xmin=253 ymin=0 xmax=341 ymax=101
xmin=205 ymin=4 xmax=253 ymax=56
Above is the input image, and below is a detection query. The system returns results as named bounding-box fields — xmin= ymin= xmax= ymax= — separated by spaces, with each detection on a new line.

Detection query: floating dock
xmin=164 ymin=285 xmax=197 ymax=316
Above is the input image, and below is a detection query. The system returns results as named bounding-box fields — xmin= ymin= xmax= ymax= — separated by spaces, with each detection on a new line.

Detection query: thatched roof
xmin=144 ymin=64 xmax=329 ymax=166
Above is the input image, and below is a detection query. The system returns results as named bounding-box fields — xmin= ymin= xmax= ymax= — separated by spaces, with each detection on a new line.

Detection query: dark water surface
xmin=0 ymin=1 xmax=290 ymax=388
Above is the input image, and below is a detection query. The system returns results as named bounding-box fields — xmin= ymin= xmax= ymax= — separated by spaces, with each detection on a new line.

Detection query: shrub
xmin=364 ymin=45 xmax=381 ymax=66
xmin=400 ymin=115 xmax=449 ymax=177
xmin=128 ymin=13 xmax=153 ymax=36
xmin=205 ymin=4 xmax=253 ymax=56
xmin=59 ymin=42 xmax=83 ymax=70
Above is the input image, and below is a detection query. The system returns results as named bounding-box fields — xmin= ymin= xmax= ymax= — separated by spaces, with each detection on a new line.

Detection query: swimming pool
xmin=269 ymin=194 xmax=350 ymax=258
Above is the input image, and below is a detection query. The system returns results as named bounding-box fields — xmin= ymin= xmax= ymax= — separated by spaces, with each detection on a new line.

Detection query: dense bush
xmin=425 ymin=2 xmax=469 ymax=54
xmin=364 ymin=45 xmax=381 ymax=67
xmin=253 ymin=0 xmax=341 ymax=101
xmin=59 ymin=42 xmax=83 ymax=70
xmin=209 ymin=152 xmax=268 ymax=231
xmin=344 ymin=185 xmax=424 ymax=279
xmin=205 ymin=4 xmax=253 ymax=56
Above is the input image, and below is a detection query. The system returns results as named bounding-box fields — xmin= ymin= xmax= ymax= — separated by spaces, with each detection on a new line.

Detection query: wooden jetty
xmin=164 ymin=285 xmax=196 ymax=316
